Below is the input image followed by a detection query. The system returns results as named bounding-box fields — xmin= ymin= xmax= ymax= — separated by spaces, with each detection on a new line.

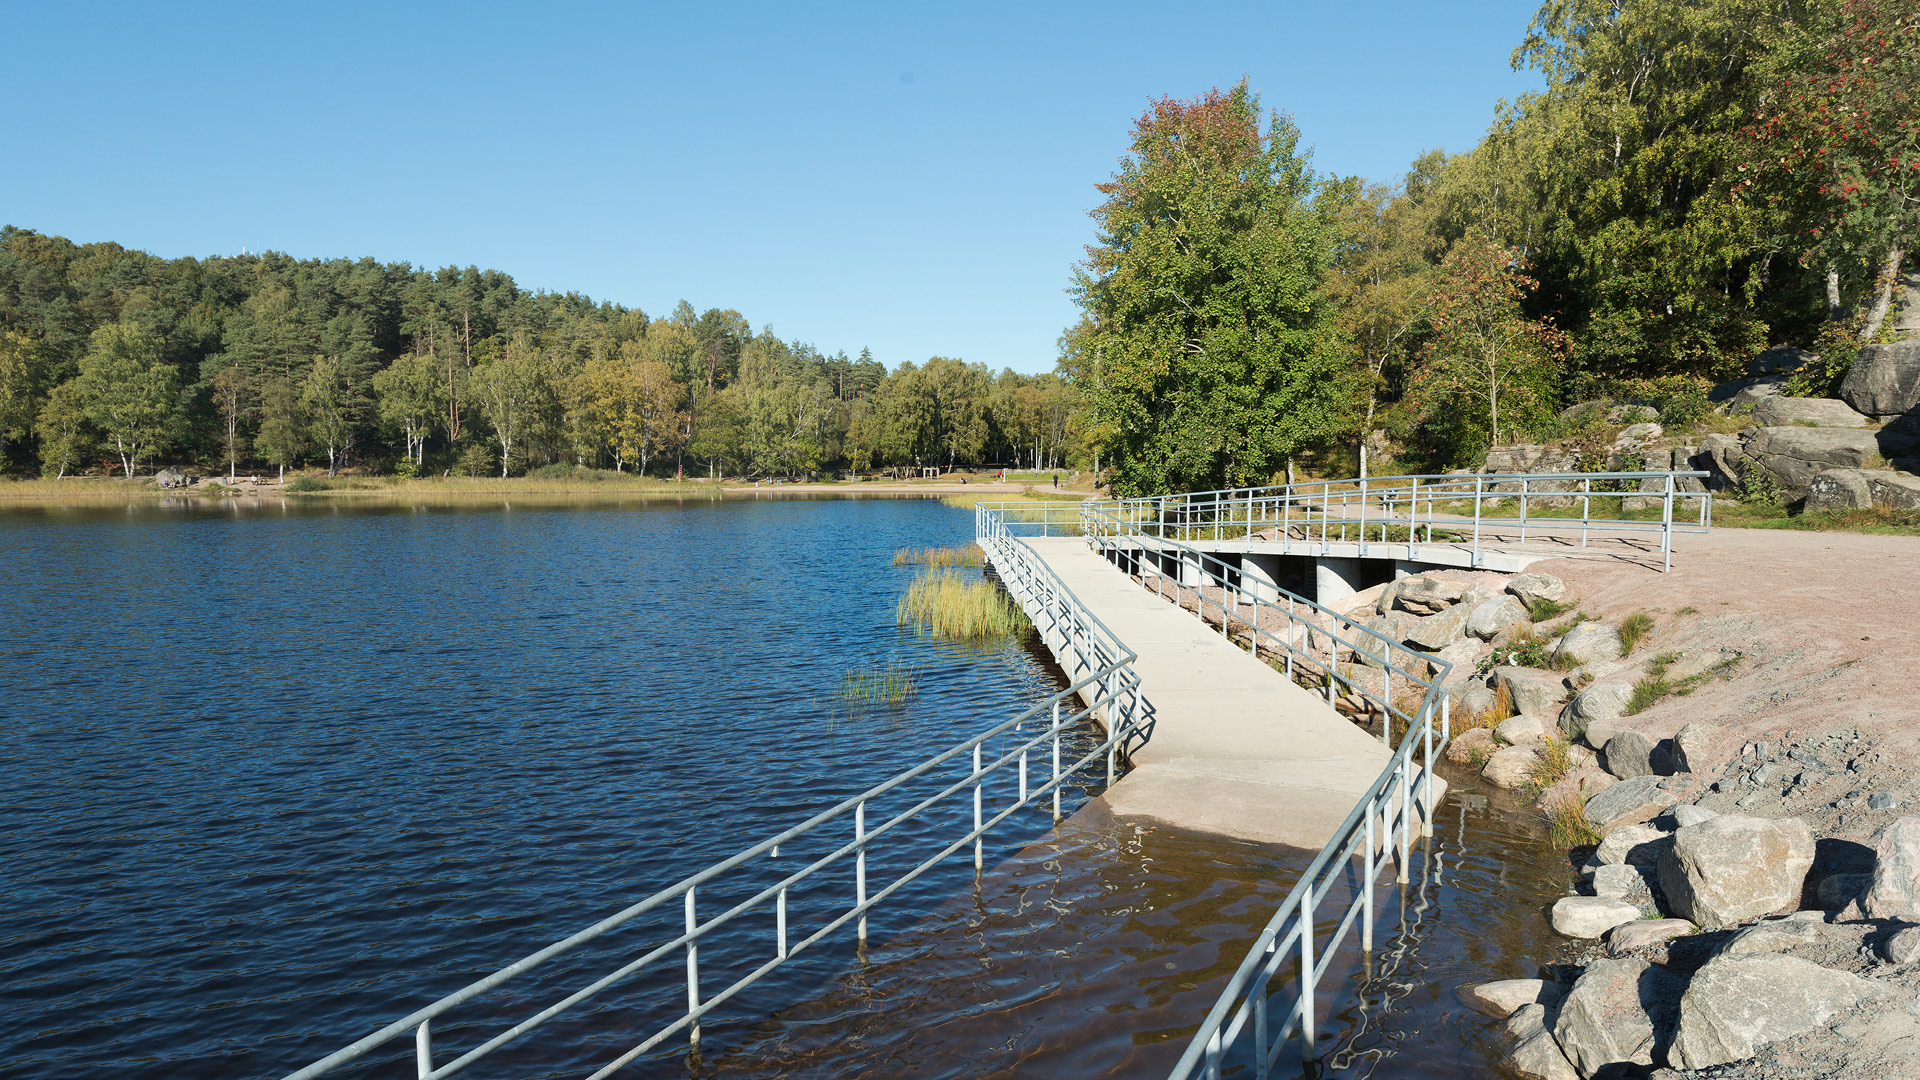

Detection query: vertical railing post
xmin=685 ymin=887 xmax=701 ymax=1050
xmin=973 ymin=743 xmax=984 ymax=872
xmin=1422 ymin=701 xmax=1436 ymax=837
xmin=856 ymin=799 xmax=869 ymax=941
xmin=1396 ymin=759 xmax=1411 ymax=884
xmin=1051 ymin=700 xmax=1062 ymax=823
xmin=1299 ymin=890 xmax=1317 ymax=1062
xmin=1520 ymin=476 xmax=1529 ymax=546
xmin=777 ymin=881 xmax=788 ymax=958
xmin=1362 ymin=804 xmax=1376 ymax=952
xmin=1105 ymin=671 xmax=1117 ymax=788
xmin=1582 ymin=477 xmax=1591 ymax=548
xmin=1662 ymin=472 xmax=1675 ymax=572
xmin=1472 ymin=477 xmax=1484 ymax=566
xmin=415 ymin=1020 xmax=432 ymax=1080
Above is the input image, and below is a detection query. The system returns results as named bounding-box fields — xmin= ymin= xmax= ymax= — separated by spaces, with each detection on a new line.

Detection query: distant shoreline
xmin=0 ymin=474 xmax=1094 ymax=504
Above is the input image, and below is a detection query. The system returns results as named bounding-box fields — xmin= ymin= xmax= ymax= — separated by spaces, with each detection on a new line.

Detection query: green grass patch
xmin=1628 ymin=649 xmax=1742 ymax=715
xmin=1527 ymin=596 xmax=1575 ymax=622
xmin=1618 ymin=611 xmax=1656 ymax=654
xmin=892 ymin=544 xmax=984 ymax=568
xmin=896 ymin=569 xmax=1030 ymax=642
xmin=1525 ymin=735 xmax=1576 ymax=794
xmin=1714 ymin=500 xmax=1920 ymax=535
xmin=839 ymin=662 xmax=920 ymax=706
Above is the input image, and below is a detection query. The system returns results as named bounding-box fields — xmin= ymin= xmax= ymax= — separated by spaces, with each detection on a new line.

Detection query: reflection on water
xmin=0 ymin=495 xmax=1571 ymax=1080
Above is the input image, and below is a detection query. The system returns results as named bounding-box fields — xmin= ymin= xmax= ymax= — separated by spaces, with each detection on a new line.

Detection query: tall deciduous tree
xmin=255 ymin=376 xmax=306 ymax=481
xmin=471 ymin=334 xmax=546 ymax=477
xmin=34 ymin=379 xmax=90 ymax=478
xmin=301 ymin=355 xmax=355 ymax=476
xmin=1073 ymin=81 xmax=1341 ymax=497
xmin=74 ymin=322 xmax=179 ymax=476
xmin=371 ymin=351 xmax=443 ymax=467
xmin=210 ymin=364 xmax=249 ymax=481
xmin=1414 ymin=243 xmax=1571 ymax=455
xmin=0 ymin=329 xmax=43 ymax=470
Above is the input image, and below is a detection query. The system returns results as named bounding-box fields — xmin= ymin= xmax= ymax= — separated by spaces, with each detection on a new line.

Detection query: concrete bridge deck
xmin=1011 ymin=537 xmax=1413 ymax=851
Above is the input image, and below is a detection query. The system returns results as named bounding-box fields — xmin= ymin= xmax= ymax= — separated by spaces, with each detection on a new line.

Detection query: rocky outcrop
xmin=1863 ymin=816 xmax=1920 ymax=921
xmin=1752 ymin=395 xmax=1876 ymax=428
xmin=1597 ymin=823 xmax=1672 ymax=867
xmin=1485 ymin=446 xmax=1580 ymax=474
xmin=1553 ymin=958 xmax=1684 ymax=1076
xmin=1840 ymin=338 xmax=1920 ymax=418
xmin=1744 ymin=426 xmax=1888 ymax=491
xmin=1552 ymin=623 xmax=1623 ymax=668
xmin=1551 ymin=896 xmax=1643 ymax=938
xmin=1803 ymin=467 xmax=1920 ymax=513
xmin=1715 ymin=916 xmax=1824 ymax=956
xmin=1657 ymin=814 xmax=1814 ymax=929
xmin=1690 ymin=433 xmax=1751 ymax=490
xmin=1751 ymin=345 xmax=1820 ymax=376
xmin=1668 ymin=954 xmax=1894 ymax=1070
xmin=1467 ymin=596 xmax=1529 ymax=640
xmin=1393 ymin=574 xmax=1464 ymax=615
xmin=1406 ymin=603 xmax=1473 ymax=650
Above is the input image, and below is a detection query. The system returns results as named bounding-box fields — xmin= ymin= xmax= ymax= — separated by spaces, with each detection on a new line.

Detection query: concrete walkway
xmin=1013 ymin=537 xmax=1418 ymax=851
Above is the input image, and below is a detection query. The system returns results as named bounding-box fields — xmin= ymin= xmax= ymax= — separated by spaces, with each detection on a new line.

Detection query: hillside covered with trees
xmin=2 ymin=0 xmax=1911 ymax=491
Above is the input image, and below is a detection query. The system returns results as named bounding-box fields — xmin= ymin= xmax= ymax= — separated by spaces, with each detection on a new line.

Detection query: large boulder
xmin=1394 ymin=574 xmax=1465 ymax=615
xmin=1502 ymin=1003 xmax=1582 ymax=1080
xmin=1668 ymin=954 xmax=1896 ymax=1070
xmin=1448 ymin=678 xmax=1498 ymax=721
xmin=1496 ymin=713 xmax=1552 ymax=746
xmin=1805 ymin=468 xmax=1874 ymax=512
xmin=1867 ymin=469 xmax=1920 ymax=511
xmin=1483 ymin=744 xmax=1545 ymax=789
xmin=1716 ymin=916 xmax=1824 ymax=956
xmin=1744 ymin=426 xmax=1887 ymax=492
xmin=1552 ymin=622 xmax=1623 ymax=668
xmin=1485 ymin=445 xmax=1580 ymax=474
xmin=1602 ymin=730 xmax=1660 ymax=779
xmin=1673 ymin=723 xmax=1713 ymax=774
xmin=1552 ymin=958 xmax=1685 ymax=1076
xmin=1560 ymin=683 xmax=1633 ymax=743
xmin=1839 ymin=338 xmax=1920 ymax=417
xmin=1505 ymin=573 xmax=1567 ymax=608
xmin=1587 ymin=776 xmax=1680 ymax=833
xmin=1407 ymin=603 xmax=1473 ymax=651
xmin=1353 ymin=611 xmax=1416 ymax=668
xmin=1459 ymin=978 xmax=1565 ymax=1019
xmin=1551 ymin=896 xmax=1644 ymax=939
xmin=1690 ymin=432 xmax=1752 ymax=490
xmin=1753 ymin=395 xmax=1876 ymax=428
xmin=1751 ymin=345 xmax=1820 ymax=377
xmin=1494 ymin=665 xmax=1568 ymax=718
xmin=1466 ymin=595 xmax=1530 ymax=641
xmin=1713 ymin=375 xmax=1789 ymax=410
xmin=1863 ymin=816 xmax=1920 ymax=921
xmin=1657 ymin=814 xmax=1815 ymax=929
xmin=1597 ymin=823 xmax=1672 ymax=867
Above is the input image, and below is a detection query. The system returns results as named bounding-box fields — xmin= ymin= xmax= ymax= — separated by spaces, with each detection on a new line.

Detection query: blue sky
xmin=2 ymin=1 xmax=1542 ymax=373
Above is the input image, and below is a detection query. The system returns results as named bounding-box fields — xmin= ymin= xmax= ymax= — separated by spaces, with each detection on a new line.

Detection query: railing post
xmin=415 ymin=1020 xmax=432 ymax=1080
xmin=1520 ymin=476 xmax=1529 ymax=545
xmin=856 ymin=799 xmax=869 ymax=941
xmin=1105 ymin=672 xmax=1117 ymax=788
xmin=1662 ymin=472 xmax=1675 ymax=572
xmin=1582 ymin=477 xmax=1591 ymax=548
xmin=1422 ymin=702 xmax=1436 ymax=838
xmin=1052 ymin=700 xmax=1062 ymax=823
xmin=777 ymin=882 xmax=788 ymax=958
xmin=973 ymin=744 xmax=984 ymax=872
xmin=1362 ymin=804 xmax=1376 ymax=952
xmin=1472 ymin=477 xmax=1484 ymax=566
xmin=1396 ymin=760 xmax=1411 ymax=884
xmin=1299 ymin=889 xmax=1317 ymax=1062
xmin=686 ymin=886 xmax=701 ymax=1050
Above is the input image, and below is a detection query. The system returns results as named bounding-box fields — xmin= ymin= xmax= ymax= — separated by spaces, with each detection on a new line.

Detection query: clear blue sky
xmin=2 ymin=1 xmax=1542 ymax=373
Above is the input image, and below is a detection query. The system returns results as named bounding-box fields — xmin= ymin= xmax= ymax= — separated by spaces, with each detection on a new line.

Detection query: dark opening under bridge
xmin=277 ymin=469 xmax=1708 ymax=1080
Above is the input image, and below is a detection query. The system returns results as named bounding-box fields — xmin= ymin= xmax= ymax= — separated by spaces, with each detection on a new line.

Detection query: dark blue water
xmin=0 ymin=494 xmax=1104 ymax=1080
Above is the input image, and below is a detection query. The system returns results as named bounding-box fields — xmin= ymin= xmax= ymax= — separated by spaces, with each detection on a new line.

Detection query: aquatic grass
xmin=1543 ymin=793 xmax=1605 ymax=849
xmin=838 ymin=661 xmax=920 ymax=707
xmin=895 ymin=569 xmax=1029 ymax=642
xmin=1618 ymin=611 xmax=1656 ymax=654
xmin=891 ymin=544 xmax=984 ymax=568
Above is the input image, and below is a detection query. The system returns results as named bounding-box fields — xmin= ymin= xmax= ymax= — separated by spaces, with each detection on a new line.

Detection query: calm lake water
xmin=0 ymin=494 xmax=1572 ymax=1080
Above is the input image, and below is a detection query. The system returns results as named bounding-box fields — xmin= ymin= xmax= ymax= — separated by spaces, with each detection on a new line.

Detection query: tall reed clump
xmin=839 ymin=661 xmax=920 ymax=706
xmin=891 ymin=544 xmax=984 ymax=568
xmin=1542 ymin=792 xmax=1604 ymax=848
xmin=896 ymin=570 xmax=1029 ymax=642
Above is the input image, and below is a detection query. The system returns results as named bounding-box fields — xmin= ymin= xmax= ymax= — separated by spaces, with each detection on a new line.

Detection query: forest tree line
xmin=0 ymin=237 xmax=1085 ymax=479
xmin=2 ymin=0 xmax=1913 ymax=493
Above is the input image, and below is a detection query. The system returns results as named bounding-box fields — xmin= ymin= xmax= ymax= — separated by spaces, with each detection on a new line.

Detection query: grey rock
xmin=1393 ymin=574 xmax=1465 ymax=616
xmin=1407 ymin=603 xmax=1473 ymax=651
xmin=1657 ymin=814 xmax=1815 ymax=929
xmin=1751 ymin=345 xmax=1820 ymax=377
xmin=1448 ymin=678 xmax=1498 ymax=721
xmin=1502 ymin=1003 xmax=1582 ymax=1080
xmin=1598 ymin=823 xmax=1673 ymax=867
xmin=1445 ymin=726 xmax=1498 ymax=766
xmin=1840 ymin=338 xmax=1920 ymax=417
xmin=1560 ymin=683 xmax=1634 ymax=743
xmin=1551 ymin=896 xmax=1645 ymax=939
xmin=1864 ymin=816 xmax=1920 ymax=921
xmin=1496 ymin=713 xmax=1552 ymax=746
xmin=1553 ymin=622 xmax=1624 ymax=668
xmin=1592 ymin=863 xmax=1646 ymax=898
xmin=1668 ymin=953 xmax=1895 ymax=1070
xmin=1746 ymin=426 xmax=1917 ymax=493
xmin=1494 ymin=665 xmax=1569 ymax=718
xmin=1459 ymin=978 xmax=1566 ymax=1019
xmin=1691 ymin=432 xmax=1754 ymax=490
xmin=1607 ymin=918 xmax=1697 ymax=955
xmin=1816 ymin=872 xmax=1870 ymax=910
xmin=1482 ymin=744 xmax=1545 ymax=790
xmin=1883 ymin=927 xmax=1920 ymax=965
xmin=1603 ymin=730 xmax=1660 ymax=779
xmin=1866 ymin=470 xmax=1920 ymax=512
xmin=1672 ymin=803 xmax=1718 ymax=828
xmin=1752 ymin=395 xmax=1875 ymax=428
xmin=1716 ymin=917 xmax=1824 ymax=956
xmin=154 ymin=466 xmax=188 ymax=486
xmin=1505 ymin=572 xmax=1567 ymax=608
xmin=1615 ymin=421 xmax=1665 ymax=447
xmin=1467 ymin=595 xmax=1530 ymax=641
xmin=1484 ymin=445 xmax=1581 ymax=474
xmin=1806 ymin=467 xmax=1876 ymax=513
xmin=1870 ymin=792 xmax=1899 ymax=811
xmin=1353 ymin=611 xmax=1416 ymax=668
xmin=1672 ymin=724 xmax=1713 ymax=774
xmin=1588 ymin=777 xmax=1681 ymax=833
xmin=1553 ymin=958 xmax=1685 ymax=1076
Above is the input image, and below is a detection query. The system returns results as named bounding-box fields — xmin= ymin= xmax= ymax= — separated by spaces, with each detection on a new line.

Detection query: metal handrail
xmin=1081 ymin=470 xmax=1711 ymax=572
xmin=280 ymin=543 xmax=1141 ymax=1080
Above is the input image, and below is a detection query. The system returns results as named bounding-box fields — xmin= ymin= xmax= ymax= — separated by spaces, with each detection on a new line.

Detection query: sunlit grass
xmin=891 ymin=544 xmax=984 ymax=568
xmin=839 ymin=661 xmax=920 ymax=706
xmin=1542 ymin=792 xmax=1605 ymax=849
xmin=896 ymin=569 xmax=1029 ymax=642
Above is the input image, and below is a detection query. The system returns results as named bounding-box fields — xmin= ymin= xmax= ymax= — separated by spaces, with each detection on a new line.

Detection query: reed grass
xmin=1542 ymin=793 xmax=1605 ymax=849
xmin=895 ymin=569 xmax=1029 ymax=642
xmin=891 ymin=544 xmax=984 ymax=568
xmin=839 ymin=661 xmax=920 ymax=706
xmin=1457 ymin=682 xmax=1512 ymax=731
xmin=1525 ymin=735 xmax=1575 ymax=792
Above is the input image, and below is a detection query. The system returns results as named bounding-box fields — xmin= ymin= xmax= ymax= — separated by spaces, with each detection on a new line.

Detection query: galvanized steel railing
xmin=975 ymin=497 xmax=1456 ymax=1074
xmin=279 ymin=547 xmax=1140 ymax=1080
xmin=1085 ymin=470 xmax=1711 ymax=571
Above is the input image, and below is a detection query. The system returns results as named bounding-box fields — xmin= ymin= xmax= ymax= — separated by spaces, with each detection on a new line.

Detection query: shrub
xmin=285 ymin=476 xmax=330 ymax=492
xmin=459 ymin=443 xmax=495 ymax=478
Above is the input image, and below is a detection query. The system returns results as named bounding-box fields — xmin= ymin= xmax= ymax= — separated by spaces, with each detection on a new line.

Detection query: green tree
xmin=471 ymin=334 xmax=547 ymax=477
xmin=371 ymin=352 xmax=444 ymax=468
xmin=210 ymin=364 xmax=249 ymax=481
xmin=256 ymin=375 xmax=307 ymax=482
xmin=34 ymin=379 xmax=90 ymax=478
xmin=74 ymin=322 xmax=179 ymax=476
xmin=0 ymin=329 xmax=44 ymax=471
xmin=1072 ymin=81 xmax=1341 ymax=497
xmin=302 ymin=355 xmax=355 ymax=476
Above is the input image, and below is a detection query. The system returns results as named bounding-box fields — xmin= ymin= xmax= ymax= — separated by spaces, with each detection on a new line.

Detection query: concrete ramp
xmin=1012 ymin=538 xmax=1412 ymax=851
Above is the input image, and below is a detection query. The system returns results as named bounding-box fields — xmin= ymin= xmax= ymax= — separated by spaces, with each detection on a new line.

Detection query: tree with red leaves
xmin=1739 ymin=0 xmax=1919 ymax=340
xmin=1071 ymin=80 xmax=1339 ymax=497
